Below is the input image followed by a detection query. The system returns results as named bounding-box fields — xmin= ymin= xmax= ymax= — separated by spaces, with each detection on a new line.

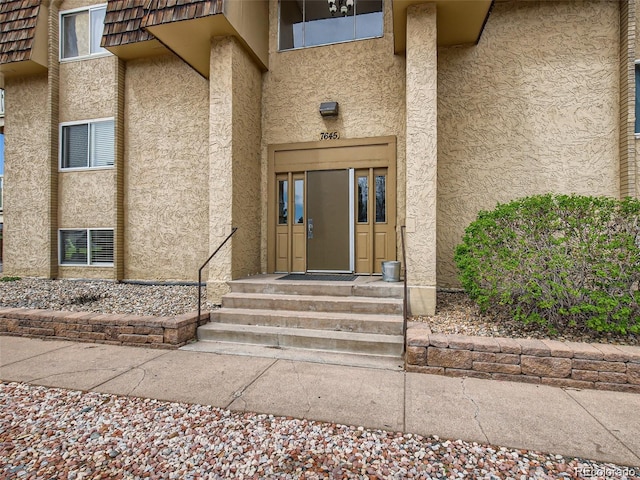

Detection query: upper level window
xmin=60 ymin=4 xmax=108 ymax=60
xmin=279 ymin=0 xmax=383 ymax=51
xmin=60 ymin=119 xmax=114 ymax=170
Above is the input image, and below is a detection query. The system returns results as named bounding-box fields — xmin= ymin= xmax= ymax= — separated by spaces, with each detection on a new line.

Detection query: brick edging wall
xmin=406 ymin=323 xmax=640 ymax=394
xmin=0 ymin=307 xmax=210 ymax=349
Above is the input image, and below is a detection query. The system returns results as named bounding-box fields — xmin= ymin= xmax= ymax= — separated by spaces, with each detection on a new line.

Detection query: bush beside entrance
xmin=454 ymin=194 xmax=640 ymax=334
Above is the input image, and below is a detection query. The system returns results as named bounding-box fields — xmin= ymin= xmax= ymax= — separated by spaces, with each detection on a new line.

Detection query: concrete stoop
xmin=189 ymin=276 xmax=405 ymax=370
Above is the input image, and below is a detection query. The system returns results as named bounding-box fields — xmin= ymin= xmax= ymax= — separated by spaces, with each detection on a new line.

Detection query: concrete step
xmin=222 ymin=292 xmax=403 ymax=315
xmin=181 ymin=341 xmax=404 ymax=371
xmin=197 ymin=323 xmax=404 ymax=357
xmin=229 ymin=277 xmax=404 ymax=299
xmin=210 ymin=308 xmax=403 ymax=335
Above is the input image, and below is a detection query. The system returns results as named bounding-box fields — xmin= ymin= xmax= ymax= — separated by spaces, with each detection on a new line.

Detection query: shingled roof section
xmin=142 ymin=0 xmax=223 ymax=28
xmin=0 ymin=0 xmax=41 ymax=65
xmin=101 ymin=0 xmax=154 ymax=48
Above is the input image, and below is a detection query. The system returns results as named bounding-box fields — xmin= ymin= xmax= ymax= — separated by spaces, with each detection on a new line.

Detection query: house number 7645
xmin=320 ymin=131 xmax=340 ymax=140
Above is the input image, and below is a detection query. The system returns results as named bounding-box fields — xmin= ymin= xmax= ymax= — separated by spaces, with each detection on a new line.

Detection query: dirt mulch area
xmin=413 ymin=292 xmax=640 ymax=347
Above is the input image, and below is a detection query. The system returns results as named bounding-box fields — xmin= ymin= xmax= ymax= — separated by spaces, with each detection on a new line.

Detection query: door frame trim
xmin=267 ymin=136 xmax=397 ymax=274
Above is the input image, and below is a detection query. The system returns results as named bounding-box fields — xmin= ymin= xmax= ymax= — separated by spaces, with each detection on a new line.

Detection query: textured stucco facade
xmin=437 ymin=0 xmax=622 ymax=287
xmin=124 ymin=54 xmax=209 ymax=282
xmin=405 ymin=3 xmax=438 ymax=314
xmin=2 ymin=75 xmax=51 ymax=277
xmin=260 ymin=0 xmax=406 ymax=272
xmin=208 ymin=37 xmax=263 ymax=301
xmin=58 ymin=56 xmax=118 ymax=279
xmin=1 ymin=0 xmax=638 ymax=318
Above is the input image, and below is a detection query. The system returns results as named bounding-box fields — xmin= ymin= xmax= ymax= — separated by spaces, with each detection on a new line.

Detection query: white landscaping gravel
xmin=1 ymin=382 xmax=637 ymax=480
xmin=0 ymin=278 xmax=218 ymax=317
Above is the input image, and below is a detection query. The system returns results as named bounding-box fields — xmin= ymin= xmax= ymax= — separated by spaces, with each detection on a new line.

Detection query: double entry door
xmin=268 ymin=137 xmax=397 ymax=275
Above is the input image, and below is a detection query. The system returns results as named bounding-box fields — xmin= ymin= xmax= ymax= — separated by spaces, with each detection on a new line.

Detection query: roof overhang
xmin=393 ymin=0 xmax=493 ymax=53
xmin=142 ymin=0 xmax=268 ymax=79
xmin=104 ymin=39 xmax=168 ymax=61
xmin=0 ymin=2 xmax=48 ymax=78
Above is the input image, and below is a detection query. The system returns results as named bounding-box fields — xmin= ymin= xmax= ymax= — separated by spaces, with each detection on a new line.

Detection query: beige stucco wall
xmin=437 ymin=0 xmax=621 ymax=287
xmin=59 ymin=57 xmax=117 ymax=122
xmin=232 ymin=41 xmax=263 ymax=279
xmin=124 ymin=54 xmax=209 ymax=281
xmin=208 ymin=38 xmax=234 ymax=298
xmin=208 ymin=36 xmax=263 ymax=300
xmin=405 ymin=3 xmax=438 ymax=316
xmin=2 ymin=75 xmax=52 ymax=277
xmin=261 ymin=0 xmax=406 ymax=272
xmin=58 ymin=56 xmax=118 ymax=279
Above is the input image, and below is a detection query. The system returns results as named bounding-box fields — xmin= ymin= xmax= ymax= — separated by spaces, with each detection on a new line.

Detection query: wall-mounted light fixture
xmin=319 ymin=101 xmax=339 ymax=117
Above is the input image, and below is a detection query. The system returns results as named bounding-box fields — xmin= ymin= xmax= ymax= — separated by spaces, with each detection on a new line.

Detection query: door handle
xmin=308 ymin=219 xmax=313 ymax=239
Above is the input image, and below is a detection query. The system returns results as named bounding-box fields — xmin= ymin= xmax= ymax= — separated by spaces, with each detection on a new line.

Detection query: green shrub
xmin=454 ymin=194 xmax=640 ymax=334
xmin=0 ymin=276 xmax=20 ymax=282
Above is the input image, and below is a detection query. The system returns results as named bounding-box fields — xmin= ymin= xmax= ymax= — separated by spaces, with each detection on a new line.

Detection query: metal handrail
xmin=400 ymin=225 xmax=408 ymax=353
xmin=198 ymin=227 xmax=238 ymax=321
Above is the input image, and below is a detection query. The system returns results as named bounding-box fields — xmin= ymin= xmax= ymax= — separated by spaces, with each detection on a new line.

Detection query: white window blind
xmin=60 ymin=229 xmax=114 ymax=266
xmin=90 ymin=230 xmax=114 ymax=265
xmin=91 ymin=121 xmax=114 ymax=167
xmin=61 ymin=119 xmax=114 ymax=170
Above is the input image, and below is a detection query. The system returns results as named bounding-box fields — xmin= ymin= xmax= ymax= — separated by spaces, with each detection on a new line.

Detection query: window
xmin=60 ymin=119 xmax=114 ymax=170
xmin=0 ymin=176 xmax=3 ymax=212
xmin=357 ymin=175 xmax=368 ymax=223
xmin=278 ymin=179 xmax=288 ymax=224
xmin=279 ymin=0 xmax=383 ymax=51
xmin=60 ymin=229 xmax=114 ymax=266
xmin=60 ymin=4 xmax=108 ymax=60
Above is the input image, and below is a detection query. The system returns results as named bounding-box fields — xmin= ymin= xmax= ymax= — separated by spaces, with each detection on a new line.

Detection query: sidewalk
xmin=1 ymin=335 xmax=639 ymax=468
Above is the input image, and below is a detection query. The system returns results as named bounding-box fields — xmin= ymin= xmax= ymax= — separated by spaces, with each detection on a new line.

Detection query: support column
xmin=208 ymin=37 xmax=235 ymax=301
xmin=207 ymin=36 xmax=263 ymax=302
xmin=405 ymin=3 xmax=438 ymax=316
xmin=113 ymin=58 xmax=125 ymax=281
xmin=620 ymin=0 xmax=636 ymax=199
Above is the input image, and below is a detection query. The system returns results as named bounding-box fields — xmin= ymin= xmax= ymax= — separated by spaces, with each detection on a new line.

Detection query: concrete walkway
xmin=1 ymin=336 xmax=639 ymax=468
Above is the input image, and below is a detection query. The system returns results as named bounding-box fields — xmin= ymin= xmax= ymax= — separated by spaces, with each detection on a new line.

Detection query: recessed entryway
xmin=267 ymin=136 xmax=397 ymax=275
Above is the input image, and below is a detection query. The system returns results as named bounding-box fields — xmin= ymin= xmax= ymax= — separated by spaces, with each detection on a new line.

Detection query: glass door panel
xmin=291 ymin=175 xmax=306 ymax=272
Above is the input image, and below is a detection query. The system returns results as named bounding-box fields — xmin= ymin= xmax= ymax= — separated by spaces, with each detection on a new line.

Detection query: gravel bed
xmin=1 ymin=382 xmax=636 ymax=479
xmin=0 ymin=278 xmax=218 ymax=317
xmin=415 ymin=292 xmax=640 ymax=347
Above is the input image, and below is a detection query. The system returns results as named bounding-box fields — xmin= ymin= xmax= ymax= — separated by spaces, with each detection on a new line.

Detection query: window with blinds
xmin=60 ymin=229 xmax=114 ymax=266
xmin=61 ymin=119 xmax=114 ymax=169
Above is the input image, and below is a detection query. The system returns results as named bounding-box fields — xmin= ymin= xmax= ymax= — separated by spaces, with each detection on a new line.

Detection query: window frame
xmin=59 ymin=4 xmax=110 ymax=62
xmin=59 ymin=228 xmax=115 ymax=267
xmin=278 ymin=0 xmax=384 ymax=52
xmin=59 ymin=117 xmax=115 ymax=171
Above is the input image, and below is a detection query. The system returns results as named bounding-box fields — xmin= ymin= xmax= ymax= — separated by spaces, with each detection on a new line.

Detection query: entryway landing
xmin=228 ymin=273 xmax=403 ymax=299
xmin=187 ymin=274 xmax=405 ymax=370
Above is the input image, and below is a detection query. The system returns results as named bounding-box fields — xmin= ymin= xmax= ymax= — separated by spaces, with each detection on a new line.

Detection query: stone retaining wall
xmin=0 ymin=307 xmax=209 ymax=348
xmin=406 ymin=323 xmax=640 ymax=393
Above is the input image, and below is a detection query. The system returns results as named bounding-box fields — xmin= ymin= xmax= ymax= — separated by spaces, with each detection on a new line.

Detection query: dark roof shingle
xmin=0 ymin=0 xmax=41 ymax=65
xmin=101 ymin=0 xmax=154 ymax=48
xmin=142 ymin=0 xmax=223 ymax=28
